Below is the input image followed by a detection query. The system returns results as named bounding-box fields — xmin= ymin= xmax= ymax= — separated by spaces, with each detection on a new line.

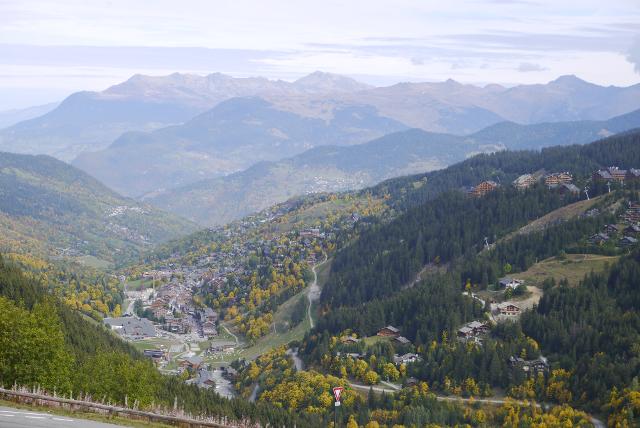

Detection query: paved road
xmin=0 ymin=406 xmax=123 ymax=428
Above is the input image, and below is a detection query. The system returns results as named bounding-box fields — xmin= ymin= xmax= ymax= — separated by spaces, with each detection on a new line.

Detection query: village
xmin=100 ymin=198 xmax=348 ymax=398
xmin=101 ymin=165 xmax=640 ymax=399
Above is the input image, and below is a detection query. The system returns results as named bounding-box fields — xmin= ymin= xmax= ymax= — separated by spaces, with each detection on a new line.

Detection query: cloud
xmin=628 ymin=37 xmax=640 ymax=73
xmin=518 ymin=62 xmax=547 ymax=72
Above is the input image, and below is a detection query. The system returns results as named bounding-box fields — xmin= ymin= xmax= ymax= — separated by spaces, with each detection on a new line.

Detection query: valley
xmin=1 ymin=50 xmax=640 ymax=428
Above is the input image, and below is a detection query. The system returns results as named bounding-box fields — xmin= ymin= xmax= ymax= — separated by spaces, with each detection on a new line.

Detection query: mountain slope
xmin=343 ymin=75 xmax=640 ymax=132
xmin=0 ymin=72 xmax=376 ymax=161
xmin=0 ymin=102 xmax=59 ymax=129
xmin=0 ymin=152 xmax=197 ymax=264
xmin=146 ymin=108 xmax=640 ymax=226
xmin=3 ymin=72 xmax=640 ymax=162
xmin=72 ymin=97 xmax=408 ymax=196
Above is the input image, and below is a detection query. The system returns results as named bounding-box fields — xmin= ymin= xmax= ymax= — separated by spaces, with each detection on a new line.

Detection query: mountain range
xmin=0 ymin=72 xmax=372 ymax=161
xmin=143 ymin=108 xmax=640 ymax=226
xmin=0 ymin=152 xmax=196 ymax=265
xmin=2 ymin=72 xmax=640 ymax=164
xmin=72 ymin=97 xmax=407 ymax=196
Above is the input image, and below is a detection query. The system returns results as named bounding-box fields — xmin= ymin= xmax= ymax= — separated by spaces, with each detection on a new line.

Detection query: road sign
xmin=332 ymin=386 xmax=344 ymax=403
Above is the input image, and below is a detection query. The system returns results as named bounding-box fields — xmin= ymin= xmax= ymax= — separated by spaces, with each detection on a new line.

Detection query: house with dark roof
xmin=377 ymin=325 xmax=400 ymax=337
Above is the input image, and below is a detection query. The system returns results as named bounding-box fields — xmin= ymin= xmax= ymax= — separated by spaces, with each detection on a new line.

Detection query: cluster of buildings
xmin=592 ymin=167 xmax=640 ymax=183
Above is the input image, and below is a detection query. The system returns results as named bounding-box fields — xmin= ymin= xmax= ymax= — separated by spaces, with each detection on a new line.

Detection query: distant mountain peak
xmin=293 ymin=71 xmax=371 ymax=93
xmin=550 ymin=74 xmax=590 ymax=86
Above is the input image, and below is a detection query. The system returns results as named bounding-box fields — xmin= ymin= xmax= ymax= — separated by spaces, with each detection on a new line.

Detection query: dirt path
xmin=221 ymin=324 xmax=239 ymax=345
xmin=307 ymin=253 xmax=328 ymax=329
xmin=515 ymin=285 xmax=543 ymax=311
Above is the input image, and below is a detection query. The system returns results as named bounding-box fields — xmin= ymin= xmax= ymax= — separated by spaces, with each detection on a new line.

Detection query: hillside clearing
xmin=516 ymin=253 xmax=619 ymax=287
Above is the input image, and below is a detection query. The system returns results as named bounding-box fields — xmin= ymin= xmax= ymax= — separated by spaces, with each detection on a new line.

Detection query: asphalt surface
xmin=0 ymin=406 xmax=124 ymax=428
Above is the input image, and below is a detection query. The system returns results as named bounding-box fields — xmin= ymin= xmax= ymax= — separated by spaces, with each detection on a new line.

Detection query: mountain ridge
xmin=143 ymin=108 xmax=640 ymax=226
xmin=2 ymin=71 xmax=640 ymax=161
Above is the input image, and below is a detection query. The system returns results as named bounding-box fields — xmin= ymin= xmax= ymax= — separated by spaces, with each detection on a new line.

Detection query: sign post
xmin=332 ymin=386 xmax=344 ymax=428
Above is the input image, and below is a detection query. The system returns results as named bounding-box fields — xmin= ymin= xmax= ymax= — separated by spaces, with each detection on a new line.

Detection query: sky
xmin=0 ymin=0 xmax=639 ymax=110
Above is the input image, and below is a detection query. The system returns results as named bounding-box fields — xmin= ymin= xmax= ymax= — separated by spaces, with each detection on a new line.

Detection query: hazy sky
xmin=1 ymin=0 xmax=639 ymax=110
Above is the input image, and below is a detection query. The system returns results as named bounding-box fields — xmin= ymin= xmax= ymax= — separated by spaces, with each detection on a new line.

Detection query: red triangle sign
xmin=332 ymin=386 xmax=344 ymax=402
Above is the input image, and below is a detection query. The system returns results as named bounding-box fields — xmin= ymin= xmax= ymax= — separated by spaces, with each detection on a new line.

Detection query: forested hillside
xmin=372 ymin=128 xmax=640 ymax=210
xmin=0 ymin=152 xmax=196 ymax=265
xmin=0 ymin=256 xmax=322 ymax=427
xmin=290 ymin=131 xmax=640 ymax=426
xmin=146 ymin=109 xmax=640 ymax=226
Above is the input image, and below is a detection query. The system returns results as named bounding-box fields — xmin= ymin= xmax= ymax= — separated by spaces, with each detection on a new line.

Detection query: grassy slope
xmin=516 ymin=253 xmax=619 ymax=287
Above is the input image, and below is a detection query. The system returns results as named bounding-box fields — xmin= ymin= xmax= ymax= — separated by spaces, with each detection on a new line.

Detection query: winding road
xmin=348 ymin=382 xmax=605 ymax=427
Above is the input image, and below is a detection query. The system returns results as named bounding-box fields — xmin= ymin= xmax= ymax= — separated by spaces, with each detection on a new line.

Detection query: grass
xmin=516 ymin=253 xmax=619 ymax=287
xmin=74 ymin=254 xmax=113 ymax=270
xmin=362 ymin=336 xmax=392 ymax=346
xmin=129 ymin=337 xmax=182 ymax=354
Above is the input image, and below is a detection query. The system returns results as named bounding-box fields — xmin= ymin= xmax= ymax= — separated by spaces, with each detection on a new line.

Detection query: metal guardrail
xmin=0 ymin=387 xmax=242 ymax=427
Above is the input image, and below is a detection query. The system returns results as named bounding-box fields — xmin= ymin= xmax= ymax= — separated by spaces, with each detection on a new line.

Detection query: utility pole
xmin=607 ymin=181 xmax=611 ymax=193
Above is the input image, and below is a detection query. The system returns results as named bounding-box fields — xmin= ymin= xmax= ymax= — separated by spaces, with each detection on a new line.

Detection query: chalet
xmin=340 ymin=335 xmax=360 ymax=344
xmin=496 ymin=302 xmax=521 ymax=316
xmin=627 ymin=169 xmax=640 ymax=181
xmin=457 ymin=320 xmax=490 ymax=340
xmin=470 ymin=181 xmax=498 ymax=197
xmin=499 ymin=277 xmax=523 ymax=290
xmin=377 ymin=325 xmax=400 ymax=337
xmin=592 ymin=169 xmax=614 ymax=182
xmin=467 ymin=321 xmax=490 ymax=335
xmin=178 ymin=356 xmax=203 ymax=370
xmin=619 ymin=236 xmax=638 ymax=246
xmin=513 ymin=174 xmax=538 ymax=190
xmin=509 ymin=356 xmax=549 ymax=373
xmin=457 ymin=326 xmax=474 ymax=339
xmin=593 ymin=167 xmax=627 ymax=183
xmin=393 ymin=353 xmax=421 ymax=365
xmin=194 ymin=370 xmax=216 ymax=389
xmin=544 ymin=172 xmax=572 ymax=187
xmin=395 ymin=336 xmax=411 ymax=345
xmin=589 ymin=232 xmax=610 ymax=245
